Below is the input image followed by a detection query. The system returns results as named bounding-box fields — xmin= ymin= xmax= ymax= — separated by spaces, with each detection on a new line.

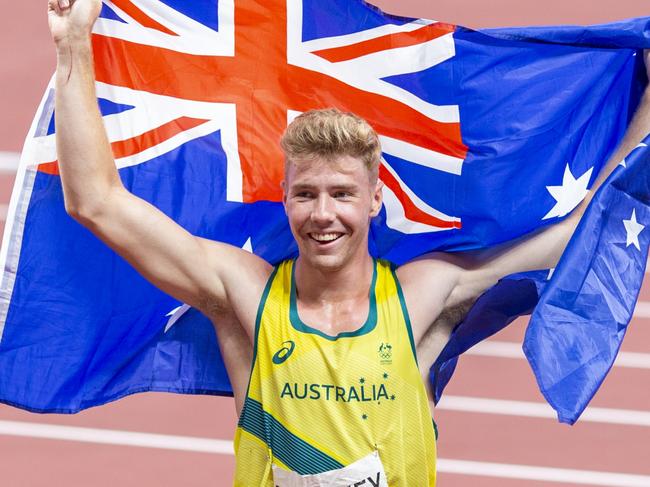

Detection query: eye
xmin=333 ymin=191 xmax=353 ymax=199
xmin=294 ymin=191 xmax=314 ymax=199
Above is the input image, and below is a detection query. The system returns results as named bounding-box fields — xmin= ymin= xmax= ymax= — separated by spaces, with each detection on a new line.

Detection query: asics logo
xmin=272 ymin=341 xmax=296 ymax=365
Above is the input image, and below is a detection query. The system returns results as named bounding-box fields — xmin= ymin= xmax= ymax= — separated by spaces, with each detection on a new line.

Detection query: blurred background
xmin=0 ymin=2 xmax=648 ymax=486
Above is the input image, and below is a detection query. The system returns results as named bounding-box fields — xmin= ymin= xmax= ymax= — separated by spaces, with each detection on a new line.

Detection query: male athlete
xmin=48 ymin=0 xmax=649 ymax=485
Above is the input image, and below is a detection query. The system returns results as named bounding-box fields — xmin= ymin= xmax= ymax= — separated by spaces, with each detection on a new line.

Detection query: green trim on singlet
xmin=289 ymin=259 xmax=378 ymax=341
xmin=237 ymin=265 xmax=279 ymax=421
xmin=390 ymin=264 xmax=418 ymax=365
xmin=239 ymin=397 xmax=345 ymax=475
xmin=252 ymin=266 xmax=279 ymax=368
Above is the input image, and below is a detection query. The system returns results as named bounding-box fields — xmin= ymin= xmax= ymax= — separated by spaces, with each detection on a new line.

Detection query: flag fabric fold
xmin=526 ymin=135 xmax=650 ymax=424
xmin=0 ymin=0 xmax=648 ymax=424
xmin=431 ymin=138 xmax=650 ymax=424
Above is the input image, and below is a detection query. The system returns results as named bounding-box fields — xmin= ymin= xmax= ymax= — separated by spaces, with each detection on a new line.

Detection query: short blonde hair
xmin=280 ymin=109 xmax=381 ymax=178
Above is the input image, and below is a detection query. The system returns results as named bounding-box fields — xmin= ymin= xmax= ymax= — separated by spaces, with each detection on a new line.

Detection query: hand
xmin=48 ymin=0 xmax=102 ymax=46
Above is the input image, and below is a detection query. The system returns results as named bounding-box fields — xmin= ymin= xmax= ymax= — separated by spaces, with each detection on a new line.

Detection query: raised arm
xmin=401 ymin=50 xmax=650 ymax=348
xmin=451 ymin=50 xmax=650 ymax=304
xmin=48 ymin=0 xmax=271 ymax=334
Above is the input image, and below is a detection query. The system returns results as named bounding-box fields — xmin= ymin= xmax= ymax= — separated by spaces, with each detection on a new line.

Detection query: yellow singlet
xmin=233 ymin=259 xmax=437 ymax=486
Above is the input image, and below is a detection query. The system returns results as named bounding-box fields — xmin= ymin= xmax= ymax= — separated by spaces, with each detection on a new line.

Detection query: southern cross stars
xmin=623 ymin=208 xmax=645 ymax=251
xmin=543 ymin=164 xmax=593 ymax=220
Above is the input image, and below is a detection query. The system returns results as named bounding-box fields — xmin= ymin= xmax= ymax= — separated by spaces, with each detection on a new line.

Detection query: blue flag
xmin=0 ymin=1 xmax=648 ymax=425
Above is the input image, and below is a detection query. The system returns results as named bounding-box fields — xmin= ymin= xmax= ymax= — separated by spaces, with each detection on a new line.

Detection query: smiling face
xmin=283 ymin=155 xmax=383 ymax=273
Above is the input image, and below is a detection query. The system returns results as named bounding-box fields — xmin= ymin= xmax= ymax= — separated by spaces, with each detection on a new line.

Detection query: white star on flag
xmin=164 ymin=304 xmax=191 ymax=333
xmin=543 ymin=164 xmax=593 ymax=220
xmin=619 ymin=142 xmax=647 ymax=168
xmin=242 ymin=237 xmax=253 ymax=253
xmin=623 ymin=208 xmax=645 ymax=251
xmin=164 ymin=237 xmax=254 ymax=333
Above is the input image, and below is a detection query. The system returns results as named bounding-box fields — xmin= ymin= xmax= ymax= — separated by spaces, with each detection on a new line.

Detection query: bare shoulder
xmin=396 ymin=252 xmax=467 ymax=303
xmin=397 ymin=254 xmax=483 ymax=371
xmin=196 ymin=237 xmax=274 ymax=337
xmin=395 ymin=253 xmax=466 ymax=343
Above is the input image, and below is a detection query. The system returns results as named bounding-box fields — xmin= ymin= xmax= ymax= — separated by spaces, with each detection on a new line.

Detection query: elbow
xmin=64 ymin=193 xmax=111 ymax=227
xmin=64 ymin=184 xmax=121 ymax=225
xmin=65 ymin=201 xmax=97 ymax=226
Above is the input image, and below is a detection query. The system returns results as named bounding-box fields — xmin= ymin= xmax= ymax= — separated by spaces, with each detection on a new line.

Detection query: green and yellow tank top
xmin=233 ymin=259 xmax=437 ymax=486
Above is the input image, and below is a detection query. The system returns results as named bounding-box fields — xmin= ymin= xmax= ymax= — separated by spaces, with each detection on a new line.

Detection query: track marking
xmin=1 ymin=420 xmax=649 ymax=485
xmin=635 ymin=301 xmax=650 ymax=317
xmin=438 ymin=396 xmax=650 ymax=427
xmin=0 ymin=420 xmax=233 ymax=454
xmin=0 ymin=152 xmax=19 ymax=174
xmin=468 ymin=340 xmax=650 ymax=369
xmin=437 ymin=459 xmax=650 ymax=487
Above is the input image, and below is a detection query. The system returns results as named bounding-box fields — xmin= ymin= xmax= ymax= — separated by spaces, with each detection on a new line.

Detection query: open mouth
xmin=308 ymin=232 xmax=344 ymax=245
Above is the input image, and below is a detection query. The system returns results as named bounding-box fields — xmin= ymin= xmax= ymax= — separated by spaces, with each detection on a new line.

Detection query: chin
xmin=301 ymin=250 xmax=349 ymax=273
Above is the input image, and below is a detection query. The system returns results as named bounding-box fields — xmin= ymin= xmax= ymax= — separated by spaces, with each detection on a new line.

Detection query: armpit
xmin=416 ymin=297 xmax=477 ymax=373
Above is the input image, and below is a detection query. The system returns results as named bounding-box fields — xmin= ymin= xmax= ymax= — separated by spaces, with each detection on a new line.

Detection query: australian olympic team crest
xmin=378 ymin=342 xmax=393 ymax=365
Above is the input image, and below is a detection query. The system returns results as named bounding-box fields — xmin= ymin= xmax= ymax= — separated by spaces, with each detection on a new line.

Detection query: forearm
xmin=533 ymin=79 xmax=650 ymax=268
xmin=468 ymin=79 xmax=650 ymax=288
xmin=55 ymin=35 xmax=122 ymax=218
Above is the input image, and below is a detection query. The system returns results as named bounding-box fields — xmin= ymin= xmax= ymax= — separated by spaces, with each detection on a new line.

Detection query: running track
xmin=1 ymin=1 xmax=649 ymax=486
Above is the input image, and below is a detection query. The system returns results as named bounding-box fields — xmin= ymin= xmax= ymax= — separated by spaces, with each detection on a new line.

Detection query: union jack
xmin=37 ymin=0 xmax=465 ymax=234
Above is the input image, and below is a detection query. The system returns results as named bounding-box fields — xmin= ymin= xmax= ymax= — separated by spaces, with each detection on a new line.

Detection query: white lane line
xmin=468 ymin=341 xmax=650 ymax=369
xmin=1 ymin=420 xmax=649 ymax=486
xmin=437 ymin=459 xmax=650 ymax=487
xmin=635 ymin=301 xmax=650 ymax=318
xmin=0 ymin=420 xmax=233 ymax=454
xmin=438 ymin=396 xmax=650 ymax=427
xmin=0 ymin=152 xmax=19 ymax=174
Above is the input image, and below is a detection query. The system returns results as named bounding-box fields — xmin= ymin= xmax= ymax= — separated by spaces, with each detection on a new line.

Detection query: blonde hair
xmin=280 ymin=109 xmax=381 ymax=178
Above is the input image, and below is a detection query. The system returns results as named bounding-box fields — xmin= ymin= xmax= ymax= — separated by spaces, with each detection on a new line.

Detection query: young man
xmin=48 ymin=0 xmax=649 ymax=485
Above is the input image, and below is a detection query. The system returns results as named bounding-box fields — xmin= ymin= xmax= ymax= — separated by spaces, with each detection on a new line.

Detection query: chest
xmin=295 ymin=297 xmax=371 ymax=336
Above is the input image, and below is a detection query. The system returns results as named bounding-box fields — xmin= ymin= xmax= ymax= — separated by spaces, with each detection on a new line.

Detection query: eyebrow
xmin=289 ymin=183 xmax=360 ymax=192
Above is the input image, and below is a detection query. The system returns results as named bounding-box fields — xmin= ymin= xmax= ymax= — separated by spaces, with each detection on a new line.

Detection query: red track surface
xmin=1 ymin=2 xmax=649 ymax=486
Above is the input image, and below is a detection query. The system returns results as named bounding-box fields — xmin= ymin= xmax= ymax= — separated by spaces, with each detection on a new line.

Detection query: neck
xmin=295 ymin=254 xmax=374 ymax=304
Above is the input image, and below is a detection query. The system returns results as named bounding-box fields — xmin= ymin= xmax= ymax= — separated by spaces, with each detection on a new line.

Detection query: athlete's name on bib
xmin=280 ymin=382 xmax=391 ymax=403
xmin=347 ymin=472 xmax=382 ymax=486
xmin=274 ymin=472 xmax=381 ymax=487
xmin=345 ymin=472 xmax=382 ymax=487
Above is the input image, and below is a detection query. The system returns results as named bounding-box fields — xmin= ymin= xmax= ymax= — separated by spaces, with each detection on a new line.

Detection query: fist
xmin=48 ymin=0 xmax=103 ymax=45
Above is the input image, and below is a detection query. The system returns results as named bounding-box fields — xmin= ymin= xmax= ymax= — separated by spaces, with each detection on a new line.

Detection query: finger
xmin=58 ymin=0 xmax=70 ymax=9
xmin=48 ymin=0 xmax=60 ymax=14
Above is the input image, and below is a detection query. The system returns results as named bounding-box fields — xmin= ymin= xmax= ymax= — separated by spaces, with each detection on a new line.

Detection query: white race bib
xmin=272 ymin=451 xmax=388 ymax=487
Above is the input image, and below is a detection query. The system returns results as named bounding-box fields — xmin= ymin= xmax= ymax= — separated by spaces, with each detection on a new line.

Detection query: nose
xmin=311 ymin=194 xmax=336 ymax=225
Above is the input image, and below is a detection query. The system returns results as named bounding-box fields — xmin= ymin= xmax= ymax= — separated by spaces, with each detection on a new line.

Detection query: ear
xmin=369 ymin=179 xmax=384 ymax=218
xmin=281 ymin=180 xmax=288 ymax=213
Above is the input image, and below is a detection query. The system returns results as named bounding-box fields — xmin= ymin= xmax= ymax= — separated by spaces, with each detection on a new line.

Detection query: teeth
xmin=311 ymin=233 xmax=341 ymax=242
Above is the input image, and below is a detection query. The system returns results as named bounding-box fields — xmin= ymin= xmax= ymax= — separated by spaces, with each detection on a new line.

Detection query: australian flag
xmin=0 ymin=0 xmax=648 ymax=424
